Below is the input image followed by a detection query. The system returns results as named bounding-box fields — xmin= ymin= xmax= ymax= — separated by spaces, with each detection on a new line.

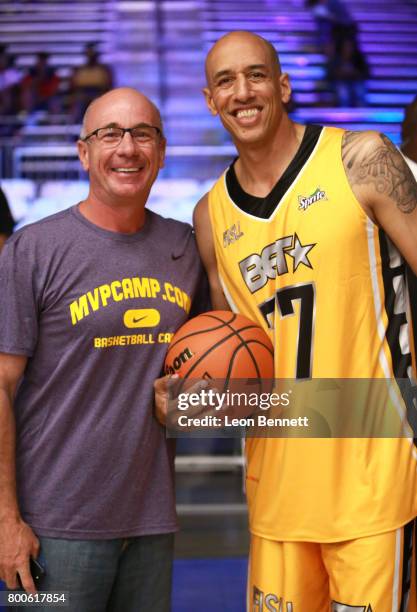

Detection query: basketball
xmin=164 ymin=310 xmax=274 ymax=381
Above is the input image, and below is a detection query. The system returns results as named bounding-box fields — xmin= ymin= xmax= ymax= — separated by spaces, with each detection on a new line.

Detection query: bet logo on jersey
xmin=239 ymin=233 xmax=316 ymax=293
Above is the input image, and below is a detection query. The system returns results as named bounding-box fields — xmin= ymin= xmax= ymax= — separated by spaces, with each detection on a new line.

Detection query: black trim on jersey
xmin=225 ymin=124 xmax=323 ymax=219
xmin=406 ymin=265 xmax=417 ymax=362
xmin=378 ymin=231 xmax=417 ymax=443
xmin=399 ymin=519 xmax=414 ymax=611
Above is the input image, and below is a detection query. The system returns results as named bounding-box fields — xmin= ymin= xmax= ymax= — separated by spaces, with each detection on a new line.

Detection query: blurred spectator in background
xmin=20 ymin=52 xmax=60 ymax=115
xmin=306 ymin=0 xmax=367 ymax=107
xmin=0 ymin=187 xmax=15 ymax=252
xmin=70 ymin=43 xmax=113 ymax=122
xmin=400 ymin=95 xmax=417 ymax=179
xmin=327 ymin=37 xmax=369 ymax=106
xmin=306 ymin=0 xmax=356 ymax=55
xmin=0 ymin=47 xmax=22 ymax=115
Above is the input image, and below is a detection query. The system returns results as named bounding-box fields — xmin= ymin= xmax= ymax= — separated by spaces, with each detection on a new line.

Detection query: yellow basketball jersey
xmin=208 ymin=126 xmax=417 ymax=542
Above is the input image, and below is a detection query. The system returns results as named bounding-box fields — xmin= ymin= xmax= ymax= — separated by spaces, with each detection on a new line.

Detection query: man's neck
xmin=233 ymin=120 xmax=305 ymax=197
xmin=79 ymin=196 xmax=146 ymax=233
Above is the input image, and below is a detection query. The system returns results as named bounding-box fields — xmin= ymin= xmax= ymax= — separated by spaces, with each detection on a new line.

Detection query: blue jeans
xmin=9 ymin=533 xmax=174 ymax=612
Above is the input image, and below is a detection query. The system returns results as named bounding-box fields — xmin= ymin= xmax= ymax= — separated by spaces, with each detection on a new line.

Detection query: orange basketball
xmin=164 ymin=311 xmax=274 ymax=381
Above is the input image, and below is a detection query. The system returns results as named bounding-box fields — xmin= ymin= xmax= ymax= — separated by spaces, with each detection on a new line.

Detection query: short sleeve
xmin=0 ymin=236 xmax=39 ymax=356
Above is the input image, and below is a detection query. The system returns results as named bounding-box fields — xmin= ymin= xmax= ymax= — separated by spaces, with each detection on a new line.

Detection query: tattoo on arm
xmin=342 ymin=131 xmax=417 ymax=213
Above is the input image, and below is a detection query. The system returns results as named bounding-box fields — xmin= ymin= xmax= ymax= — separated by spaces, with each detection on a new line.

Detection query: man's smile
xmin=111 ymin=167 xmax=142 ymax=173
xmin=234 ymin=107 xmax=261 ymax=119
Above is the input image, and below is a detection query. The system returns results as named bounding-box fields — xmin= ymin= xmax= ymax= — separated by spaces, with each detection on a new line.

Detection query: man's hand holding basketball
xmin=154 ymin=375 xmax=211 ymax=428
xmin=154 ymin=375 xmax=179 ymax=426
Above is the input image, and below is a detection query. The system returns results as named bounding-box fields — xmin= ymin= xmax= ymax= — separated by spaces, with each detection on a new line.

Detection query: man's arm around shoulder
xmin=193 ymin=193 xmax=230 ymax=310
xmin=342 ymin=129 xmax=417 ymax=274
xmin=0 ymin=352 xmax=39 ymax=594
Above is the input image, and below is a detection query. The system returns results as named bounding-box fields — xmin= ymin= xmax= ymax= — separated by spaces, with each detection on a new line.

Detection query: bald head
xmin=80 ymin=87 xmax=163 ymax=139
xmin=205 ymin=31 xmax=281 ymax=85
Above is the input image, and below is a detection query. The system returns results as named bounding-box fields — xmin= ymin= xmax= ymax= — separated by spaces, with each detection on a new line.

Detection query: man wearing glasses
xmin=0 ymin=87 xmax=206 ymax=611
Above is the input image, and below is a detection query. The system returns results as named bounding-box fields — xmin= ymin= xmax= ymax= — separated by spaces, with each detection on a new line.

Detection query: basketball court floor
xmin=173 ymin=557 xmax=247 ymax=611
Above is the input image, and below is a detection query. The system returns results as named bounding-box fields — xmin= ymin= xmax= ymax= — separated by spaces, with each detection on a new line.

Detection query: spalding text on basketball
xmin=239 ymin=233 xmax=316 ymax=293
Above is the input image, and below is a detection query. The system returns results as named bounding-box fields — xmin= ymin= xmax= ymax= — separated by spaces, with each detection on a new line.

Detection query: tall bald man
xmin=194 ymin=31 xmax=417 ymax=610
xmin=0 ymin=88 xmax=206 ymax=611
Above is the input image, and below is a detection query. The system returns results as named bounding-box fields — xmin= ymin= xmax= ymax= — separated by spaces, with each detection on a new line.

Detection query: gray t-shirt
xmin=0 ymin=205 xmax=207 ymax=539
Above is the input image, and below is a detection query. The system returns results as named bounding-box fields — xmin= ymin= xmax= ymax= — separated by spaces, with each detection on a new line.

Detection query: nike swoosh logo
xmin=124 ymin=308 xmax=160 ymax=329
xmin=171 ymin=253 xmax=183 ymax=260
xmin=132 ymin=316 xmax=147 ymax=323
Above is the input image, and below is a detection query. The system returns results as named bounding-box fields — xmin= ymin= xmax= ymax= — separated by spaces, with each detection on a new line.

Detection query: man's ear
xmin=77 ymin=140 xmax=90 ymax=172
xmin=158 ymin=136 xmax=166 ymax=169
xmin=202 ymin=87 xmax=218 ymax=116
xmin=279 ymin=73 xmax=292 ymax=105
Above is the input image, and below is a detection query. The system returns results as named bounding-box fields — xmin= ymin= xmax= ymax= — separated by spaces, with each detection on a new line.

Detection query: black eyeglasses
xmin=80 ymin=124 xmax=162 ymax=146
